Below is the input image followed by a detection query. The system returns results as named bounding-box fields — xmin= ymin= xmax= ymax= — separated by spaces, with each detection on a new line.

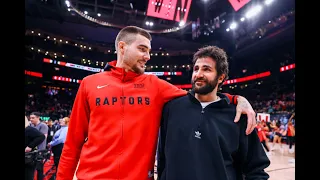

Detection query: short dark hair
xmin=192 ymin=46 xmax=229 ymax=87
xmin=115 ymin=26 xmax=152 ymax=50
xmin=30 ymin=112 xmax=41 ymax=117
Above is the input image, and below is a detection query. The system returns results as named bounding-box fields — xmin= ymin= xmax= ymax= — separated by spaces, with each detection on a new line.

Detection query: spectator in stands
xmin=30 ymin=112 xmax=48 ymax=150
xmin=48 ymin=117 xmax=69 ymax=171
xmin=53 ymin=119 xmax=61 ymax=131
xmin=47 ymin=119 xmax=56 ymax=143
xmin=25 ymin=116 xmax=45 ymax=180
xmin=57 ymin=26 xmax=257 ymax=180
xmin=30 ymin=112 xmax=48 ymax=180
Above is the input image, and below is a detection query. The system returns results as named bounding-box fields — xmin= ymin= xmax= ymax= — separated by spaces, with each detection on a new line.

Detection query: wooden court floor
xmin=153 ymin=144 xmax=295 ymax=180
xmin=72 ymin=144 xmax=295 ymax=180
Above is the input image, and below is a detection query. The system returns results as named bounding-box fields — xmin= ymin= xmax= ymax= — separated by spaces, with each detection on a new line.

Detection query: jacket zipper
xmin=119 ymin=86 xmax=124 ymax=180
xmin=197 ymin=107 xmax=205 ymax=132
xmin=119 ymin=71 xmax=125 ymax=180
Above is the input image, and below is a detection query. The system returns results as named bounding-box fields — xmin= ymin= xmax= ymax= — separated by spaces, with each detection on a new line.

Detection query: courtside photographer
xmin=25 ymin=116 xmax=46 ymax=180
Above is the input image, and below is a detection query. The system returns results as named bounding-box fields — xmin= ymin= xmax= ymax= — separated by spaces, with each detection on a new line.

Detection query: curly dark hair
xmin=192 ymin=46 xmax=229 ymax=87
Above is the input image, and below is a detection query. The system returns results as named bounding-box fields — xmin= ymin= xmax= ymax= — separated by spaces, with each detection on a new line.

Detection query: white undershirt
xmin=200 ymin=96 xmax=221 ymax=109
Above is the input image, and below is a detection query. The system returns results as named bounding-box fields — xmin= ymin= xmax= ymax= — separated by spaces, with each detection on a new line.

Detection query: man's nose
xmin=144 ymin=52 xmax=150 ymax=61
xmin=195 ymin=71 xmax=204 ymax=78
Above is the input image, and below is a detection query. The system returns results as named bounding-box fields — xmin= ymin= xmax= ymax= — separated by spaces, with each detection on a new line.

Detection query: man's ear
xmin=218 ymin=74 xmax=226 ymax=84
xmin=118 ymin=41 xmax=126 ymax=54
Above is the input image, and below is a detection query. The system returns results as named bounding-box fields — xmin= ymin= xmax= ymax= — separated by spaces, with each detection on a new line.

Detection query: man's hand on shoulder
xmin=233 ymin=96 xmax=256 ymax=135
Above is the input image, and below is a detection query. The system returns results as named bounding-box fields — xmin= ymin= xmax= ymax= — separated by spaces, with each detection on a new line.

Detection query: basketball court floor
xmin=263 ymin=145 xmax=295 ymax=180
xmin=153 ymin=144 xmax=295 ymax=180
xmin=71 ymin=144 xmax=295 ymax=180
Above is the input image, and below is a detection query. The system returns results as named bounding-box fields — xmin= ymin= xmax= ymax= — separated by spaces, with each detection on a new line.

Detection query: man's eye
xmin=140 ymin=48 xmax=146 ymax=52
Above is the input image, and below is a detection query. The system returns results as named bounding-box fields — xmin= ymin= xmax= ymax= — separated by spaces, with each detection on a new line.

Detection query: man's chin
xmin=137 ymin=67 xmax=145 ymax=74
xmin=132 ymin=66 xmax=145 ymax=74
xmin=193 ymin=86 xmax=202 ymax=92
xmin=192 ymin=84 xmax=214 ymax=95
xmin=194 ymin=84 xmax=205 ymax=89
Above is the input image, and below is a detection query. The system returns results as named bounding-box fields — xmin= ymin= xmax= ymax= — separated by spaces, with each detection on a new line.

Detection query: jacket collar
xmin=104 ymin=60 xmax=141 ymax=82
xmin=187 ymin=90 xmax=230 ymax=108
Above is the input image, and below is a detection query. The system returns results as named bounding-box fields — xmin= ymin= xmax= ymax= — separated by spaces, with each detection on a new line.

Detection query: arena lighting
xmin=229 ymin=22 xmax=238 ymax=30
xmin=27 ymin=32 xmax=176 ymax=56
xmin=245 ymin=5 xmax=263 ymax=19
xmin=228 ymin=0 xmax=251 ymax=12
xmin=264 ymin=0 xmax=274 ymax=6
xmin=27 ymin=30 xmax=193 ymax=56
xmin=65 ymin=1 xmax=191 ymax=33
xmin=65 ymin=0 xmax=70 ymax=7
xmin=49 ymin=71 xmax=271 ymax=87
xmin=25 ymin=70 xmax=43 ymax=78
xmin=53 ymin=76 xmax=82 ymax=84
xmin=28 ymin=46 xmax=66 ymax=58
xmin=280 ymin=63 xmax=295 ymax=72
xmin=146 ymin=0 xmax=193 ymax=23
xmin=27 ymin=65 xmax=292 ymax=87
xmin=27 ymin=69 xmax=275 ymax=87
xmin=179 ymin=21 xmax=186 ymax=27
xmin=224 ymin=71 xmax=271 ymax=85
xmin=43 ymin=58 xmax=103 ymax=73
xmin=26 ymin=31 xmax=93 ymax=51
xmin=226 ymin=1 xmax=278 ymax=32
xmin=44 ymin=58 xmax=183 ymax=76
xmin=145 ymin=21 xmax=154 ymax=26
xmin=145 ymin=72 xmax=182 ymax=76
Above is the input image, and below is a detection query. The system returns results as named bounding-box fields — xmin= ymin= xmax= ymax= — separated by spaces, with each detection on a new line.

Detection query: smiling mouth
xmin=138 ymin=61 xmax=146 ymax=68
xmin=195 ymin=80 xmax=206 ymax=85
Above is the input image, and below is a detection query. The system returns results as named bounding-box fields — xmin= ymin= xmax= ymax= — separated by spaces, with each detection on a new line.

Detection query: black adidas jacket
xmin=157 ymin=92 xmax=270 ymax=180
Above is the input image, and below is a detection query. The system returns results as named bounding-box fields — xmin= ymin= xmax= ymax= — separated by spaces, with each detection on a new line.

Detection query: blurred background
xmin=25 ymin=0 xmax=295 ymax=179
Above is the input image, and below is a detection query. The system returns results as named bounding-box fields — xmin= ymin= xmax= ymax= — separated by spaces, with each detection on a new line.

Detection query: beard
xmin=191 ymin=77 xmax=219 ymax=95
xmin=123 ymin=56 xmax=145 ymax=74
xmin=131 ymin=64 xmax=145 ymax=74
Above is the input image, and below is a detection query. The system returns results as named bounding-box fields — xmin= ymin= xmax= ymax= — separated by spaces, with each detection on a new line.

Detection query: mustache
xmin=194 ymin=78 xmax=207 ymax=82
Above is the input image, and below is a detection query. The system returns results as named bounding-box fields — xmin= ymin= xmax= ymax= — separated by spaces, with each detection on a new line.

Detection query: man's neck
xmin=195 ymin=89 xmax=219 ymax=102
xmin=115 ymin=57 xmax=130 ymax=72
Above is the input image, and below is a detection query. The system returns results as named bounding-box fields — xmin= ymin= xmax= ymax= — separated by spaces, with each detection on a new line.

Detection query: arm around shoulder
xmin=155 ymin=77 xmax=187 ymax=103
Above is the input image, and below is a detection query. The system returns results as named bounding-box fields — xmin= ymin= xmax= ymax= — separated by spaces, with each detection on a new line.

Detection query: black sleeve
xmin=238 ymin=115 xmax=270 ymax=180
xmin=157 ymin=101 xmax=171 ymax=179
xmin=26 ymin=127 xmax=46 ymax=149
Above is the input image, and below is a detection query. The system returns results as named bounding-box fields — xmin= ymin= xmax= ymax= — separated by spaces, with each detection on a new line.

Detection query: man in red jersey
xmin=57 ymin=26 xmax=256 ymax=180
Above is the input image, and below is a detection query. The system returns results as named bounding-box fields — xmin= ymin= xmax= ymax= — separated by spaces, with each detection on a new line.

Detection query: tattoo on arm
xmin=238 ymin=98 xmax=249 ymax=109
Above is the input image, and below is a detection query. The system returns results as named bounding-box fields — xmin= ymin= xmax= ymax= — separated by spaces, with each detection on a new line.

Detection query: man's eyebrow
xmin=194 ymin=65 xmax=212 ymax=69
xmin=138 ymin=44 xmax=151 ymax=52
xmin=202 ymin=65 xmax=212 ymax=69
